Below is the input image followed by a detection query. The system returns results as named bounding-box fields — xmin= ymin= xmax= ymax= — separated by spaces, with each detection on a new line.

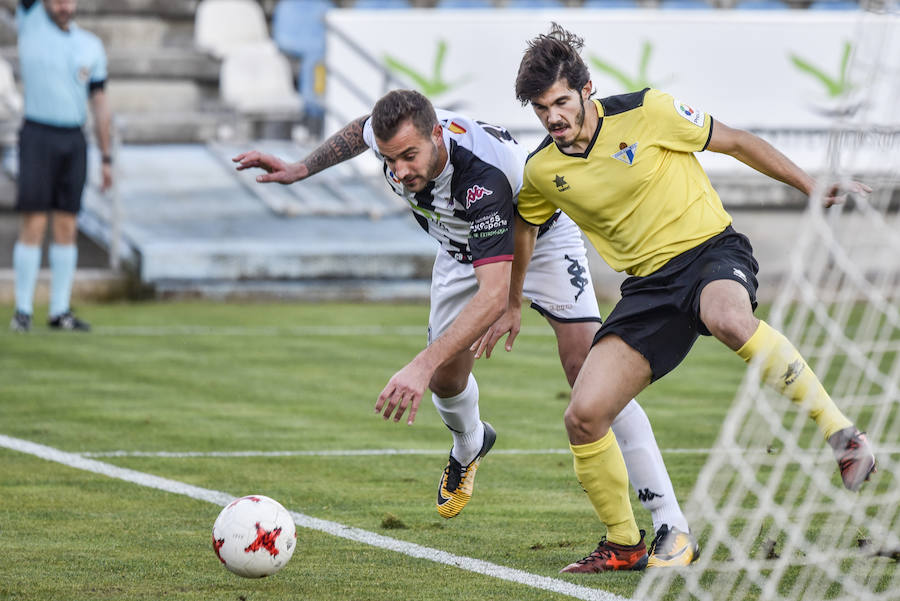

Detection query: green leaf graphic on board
xmin=383 ymin=39 xmax=469 ymax=98
xmin=790 ymin=42 xmax=854 ymax=98
xmin=589 ymin=42 xmax=665 ymax=91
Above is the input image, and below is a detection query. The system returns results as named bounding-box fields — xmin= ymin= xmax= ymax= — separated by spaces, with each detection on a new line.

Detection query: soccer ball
xmin=212 ymin=495 xmax=296 ymax=578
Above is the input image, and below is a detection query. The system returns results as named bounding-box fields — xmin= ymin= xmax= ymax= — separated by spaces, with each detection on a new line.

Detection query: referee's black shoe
xmin=10 ymin=310 xmax=31 ymax=332
xmin=48 ymin=311 xmax=91 ymax=332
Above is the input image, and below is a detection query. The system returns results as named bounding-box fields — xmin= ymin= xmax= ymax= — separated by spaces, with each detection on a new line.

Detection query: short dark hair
xmin=515 ymin=23 xmax=591 ymax=106
xmin=371 ymin=89 xmax=438 ymax=141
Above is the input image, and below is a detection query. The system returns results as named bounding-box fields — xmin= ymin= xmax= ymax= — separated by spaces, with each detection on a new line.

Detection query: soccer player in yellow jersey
xmin=477 ymin=24 xmax=877 ymax=573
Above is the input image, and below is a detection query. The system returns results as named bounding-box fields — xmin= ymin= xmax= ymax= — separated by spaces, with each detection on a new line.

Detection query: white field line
xmin=0 ymin=434 xmax=628 ymax=601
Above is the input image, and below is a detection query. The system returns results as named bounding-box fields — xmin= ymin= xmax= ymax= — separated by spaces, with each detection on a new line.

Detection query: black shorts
xmin=16 ymin=119 xmax=87 ymax=214
xmin=593 ymin=226 xmax=760 ymax=382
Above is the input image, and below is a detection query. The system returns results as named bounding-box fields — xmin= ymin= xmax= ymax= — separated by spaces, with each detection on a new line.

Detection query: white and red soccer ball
xmin=212 ymin=495 xmax=296 ymax=578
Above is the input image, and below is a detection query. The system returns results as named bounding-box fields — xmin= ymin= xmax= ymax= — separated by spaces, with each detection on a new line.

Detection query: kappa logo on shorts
xmin=733 ymin=267 xmax=748 ymax=283
xmin=565 ymin=254 xmax=588 ymax=301
xmin=465 ymin=185 xmax=492 ymax=209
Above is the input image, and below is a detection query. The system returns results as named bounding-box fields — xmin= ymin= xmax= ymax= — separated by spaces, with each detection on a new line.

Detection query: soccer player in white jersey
xmin=233 ymin=90 xmax=696 ymax=563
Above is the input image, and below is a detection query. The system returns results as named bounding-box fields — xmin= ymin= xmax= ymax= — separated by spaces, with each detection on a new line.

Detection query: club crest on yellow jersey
xmin=611 ymin=142 xmax=638 ymax=166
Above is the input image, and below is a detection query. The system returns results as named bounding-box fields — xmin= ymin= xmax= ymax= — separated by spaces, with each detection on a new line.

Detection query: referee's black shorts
xmin=593 ymin=226 xmax=760 ymax=382
xmin=16 ymin=119 xmax=87 ymax=214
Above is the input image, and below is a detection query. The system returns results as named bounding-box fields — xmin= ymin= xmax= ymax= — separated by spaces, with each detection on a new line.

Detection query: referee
xmin=10 ymin=0 xmax=112 ymax=332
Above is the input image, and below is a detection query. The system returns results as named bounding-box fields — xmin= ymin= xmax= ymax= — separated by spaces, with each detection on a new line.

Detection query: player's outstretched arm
xmin=472 ymin=216 xmax=539 ymax=359
xmin=706 ymin=119 xmax=871 ymax=207
xmin=232 ymin=114 xmax=370 ymax=184
xmin=376 ymin=260 xmax=512 ymax=425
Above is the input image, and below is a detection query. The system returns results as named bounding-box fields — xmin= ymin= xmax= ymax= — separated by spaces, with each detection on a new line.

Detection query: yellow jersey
xmin=518 ymin=88 xmax=732 ymax=277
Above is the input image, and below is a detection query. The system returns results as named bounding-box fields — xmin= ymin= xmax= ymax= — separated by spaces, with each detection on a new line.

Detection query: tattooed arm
xmin=232 ymin=115 xmax=370 ymax=184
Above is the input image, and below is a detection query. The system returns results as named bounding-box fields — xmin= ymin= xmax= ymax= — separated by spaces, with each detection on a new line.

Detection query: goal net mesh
xmin=634 ymin=4 xmax=900 ymax=601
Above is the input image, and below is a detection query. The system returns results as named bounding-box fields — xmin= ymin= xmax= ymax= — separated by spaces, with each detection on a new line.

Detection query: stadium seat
xmin=808 ymin=0 xmax=859 ymax=9
xmin=353 ymin=0 xmax=412 ymax=8
xmin=272 ymin=0 xmax=332 ymax=120
xmin=733 ymin=0 xmax=790 ymax=8
xmin=437 ymin=0 xmax=494 ymax=7
xmin=219 ymin=41 xmax=303 ymax=114
xmin=658 ymin=0 xmax=711 ymax=9
xmin=194 ymin=0 xmax=269 ymax=58
xmin=581 ymin=0 xmax=641 ymax=8
xmin=505 ymin=0 xmax=565 ymax=8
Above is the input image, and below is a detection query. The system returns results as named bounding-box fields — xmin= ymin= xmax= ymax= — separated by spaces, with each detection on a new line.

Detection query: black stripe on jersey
xmin=566 ymin=115 xmax=602 ymax=160
xmin=599 ymin=87 xmax=650 ymax=117
xmin=413 ymin=181 xmax=438 ymax=213
xmin=412 ymin=181 xmax=437 ymax=235
xmin=526 ymin=134 xmax=554 ymax=163
xmin=702 ymin=116 xmax=715 ymax=151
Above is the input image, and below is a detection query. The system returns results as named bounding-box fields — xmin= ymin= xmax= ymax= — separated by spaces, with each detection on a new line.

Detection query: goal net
xmin=635 ymin=4 xmax=900 ymax=601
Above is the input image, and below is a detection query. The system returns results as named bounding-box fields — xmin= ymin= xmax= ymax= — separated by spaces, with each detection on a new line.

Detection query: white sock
xmin=432 ymin=373 xmax=484 ymax=465
xmin=612 ymin=399 xmax=689 ymax=534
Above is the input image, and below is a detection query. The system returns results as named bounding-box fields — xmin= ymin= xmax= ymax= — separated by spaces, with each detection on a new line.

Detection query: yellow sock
xmin=570 ymin=430 xmax=641 ymax=546
xmin=736 ymin=320 xmax=852 ymax=440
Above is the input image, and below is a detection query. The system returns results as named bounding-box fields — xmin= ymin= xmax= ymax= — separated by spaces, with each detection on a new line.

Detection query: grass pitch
xmin=0 ymin=301 xmax=746 ymax=601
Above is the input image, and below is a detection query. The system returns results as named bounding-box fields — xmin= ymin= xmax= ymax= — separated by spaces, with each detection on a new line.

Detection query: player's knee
xmin=564 ymin=401 xmax=610 ymax=443
xmin=704 ymin=308 xmax=758 ymax=350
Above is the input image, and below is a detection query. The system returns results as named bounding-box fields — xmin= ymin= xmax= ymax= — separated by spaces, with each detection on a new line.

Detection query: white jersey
xmin=363 ymin=109 xmax=528 ymax=266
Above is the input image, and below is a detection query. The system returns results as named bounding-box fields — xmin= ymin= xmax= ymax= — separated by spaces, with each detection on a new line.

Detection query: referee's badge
xmin=611 ymin=142 xmax=638 ymax=166
xmin=77 ymin=66 xmax=91 ymax=83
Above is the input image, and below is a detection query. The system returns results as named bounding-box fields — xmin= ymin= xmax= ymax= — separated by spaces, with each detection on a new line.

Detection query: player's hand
xmin=823 ymin=181 xmax=872 ymax=208
xmin=375 ymin=360 xmax=432 ymax=425
xmin=471 ymin=305 xmax=522 ymax=359
xmin=232 ymin=151 xmax=306 ymax=184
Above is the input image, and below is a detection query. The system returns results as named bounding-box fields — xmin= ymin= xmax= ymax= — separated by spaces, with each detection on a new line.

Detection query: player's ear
xmin=431 ymin=123 xmax=443 ymax=143
xmin=581 ymin=80 xmax=593 ymax=101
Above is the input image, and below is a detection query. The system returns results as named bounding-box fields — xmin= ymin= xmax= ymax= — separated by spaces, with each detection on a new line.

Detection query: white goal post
xmin=635 ymin=3 xmax=900 ymax=601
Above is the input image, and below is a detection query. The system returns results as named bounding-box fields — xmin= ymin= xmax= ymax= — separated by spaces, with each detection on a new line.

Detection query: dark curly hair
xmin=515 ymin=23 xmax=591 ymax=105
xmin=371 ymin=89 xmax=438 ymax=141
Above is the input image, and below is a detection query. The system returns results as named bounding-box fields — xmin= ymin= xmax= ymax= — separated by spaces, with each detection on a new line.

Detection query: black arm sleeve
xmin=89 ymin=79 xmax=106 ymax=95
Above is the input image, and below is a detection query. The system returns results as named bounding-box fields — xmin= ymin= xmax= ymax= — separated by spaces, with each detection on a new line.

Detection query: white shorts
xmin=428 ymin=213 xmax=601 ymax=342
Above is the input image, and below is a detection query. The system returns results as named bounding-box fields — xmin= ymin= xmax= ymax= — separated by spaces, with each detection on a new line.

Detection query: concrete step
xmin=106 ymin=78 xmax=216 ymax=113
xmin=115 ymin=111 xmax=233 ymax=144
xmin=78 ymin=15 xmax=196 ymax=49
xmin=108 ymin=47 xmax=220 ymax=82
xmin=70 ymin=0 xmax=200 ymax=18
xmin=0 ymin=46 xmax=221 ymax=82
